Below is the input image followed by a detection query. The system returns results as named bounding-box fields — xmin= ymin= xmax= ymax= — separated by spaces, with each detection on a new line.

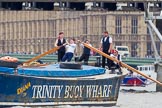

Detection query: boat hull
xmin=122 ymin=76 xmax=147 ymax=86
xmin=0 ymin=72 xmax=124 ymax=107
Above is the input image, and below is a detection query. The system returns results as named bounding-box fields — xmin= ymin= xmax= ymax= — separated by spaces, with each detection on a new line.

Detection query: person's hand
xmin=118 ymin=61 xmax=122 ymax=67
xmin=108 ymin=49 xmax=111 ymax=53
xmin=63 ymin=43 xmax=68 ymax=46
xmin=77 ymin=40 xmax=81 ymax=43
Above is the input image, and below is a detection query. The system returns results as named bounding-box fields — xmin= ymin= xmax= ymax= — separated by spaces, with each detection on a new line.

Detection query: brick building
xmin=0 ymin=1 xmax=162 ymax=57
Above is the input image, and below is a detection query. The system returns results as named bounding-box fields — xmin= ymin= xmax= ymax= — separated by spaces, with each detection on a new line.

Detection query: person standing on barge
xmin=99 ymin=31 xmax=113 ymax=68
xmin=54 ymin=32 xmax=67 ymax=62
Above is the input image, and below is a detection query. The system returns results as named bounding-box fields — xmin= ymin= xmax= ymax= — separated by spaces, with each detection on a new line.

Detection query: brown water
xmin=11 ymin=91 xmax=162 ymax=108
xmin=112 ymin=91 xmax=162 ymax=108
xmin=57 ymin=91 xmax=162 ymax=108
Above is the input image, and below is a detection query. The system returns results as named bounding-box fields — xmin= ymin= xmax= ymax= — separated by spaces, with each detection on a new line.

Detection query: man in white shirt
xmin=110 ymin=49 xmax=122 ymax=74
xmin=99 ymin=31 xmax=113 ymax=68
xmin=62 ymin=39 xmax=77 ymax=62
xmin=110 ymin=49 xmax=121 ymax=64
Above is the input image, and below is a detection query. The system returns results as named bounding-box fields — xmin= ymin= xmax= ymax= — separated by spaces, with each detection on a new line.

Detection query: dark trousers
xmin=58 ymin=51 xmax=65 ymax=62
xmin=62 ymin=52 xmax=73 ymax=62
xmin=102 ymin=51 xmax=112 ymax=68
xmin=79 ymin=54 xmax=90 ymax=65
xmin=110 ymin=62 xmax=120 ymax=69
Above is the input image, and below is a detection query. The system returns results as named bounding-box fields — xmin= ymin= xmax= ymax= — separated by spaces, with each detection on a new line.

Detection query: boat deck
xmin=0 ymin=63 xmax=127 ymax=107
xmin=0 ymin=63 xmax=128 ymax=80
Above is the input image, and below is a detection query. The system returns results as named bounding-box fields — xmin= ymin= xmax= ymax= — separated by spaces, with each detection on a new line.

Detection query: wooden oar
xmin=82 ymin=42 xmax=162 ymax=86
xmin=24 ymin=46 xmax=61 ymax=64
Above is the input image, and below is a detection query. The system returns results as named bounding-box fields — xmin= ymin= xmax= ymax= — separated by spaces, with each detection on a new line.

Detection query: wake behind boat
xmin=0 ymin=62 xmax=128 ymax=107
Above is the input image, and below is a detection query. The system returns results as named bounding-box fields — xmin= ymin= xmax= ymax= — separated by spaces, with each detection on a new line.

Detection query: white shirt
xmin=100 ymin=36 xmax=112 ymax=43
xmin=110 ymin=53 xmax=121 ymax=64
xmin=65 ymin=44 xmax=77 ymax=53
xmin=54 ymin=38 xmax=66 ymax=47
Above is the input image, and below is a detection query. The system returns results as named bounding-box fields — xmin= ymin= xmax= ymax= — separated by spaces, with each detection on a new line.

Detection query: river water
xmin=56 ymin=91 xmax=162 ymax=108
xmin=112 ymin=91 xmax=162 ymax=108
xmin=12 ymin=90 xmax=162 ymax=108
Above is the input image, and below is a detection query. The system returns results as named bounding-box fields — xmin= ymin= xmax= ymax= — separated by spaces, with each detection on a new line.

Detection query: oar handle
xmin=82 ymin=43 xmax=162 ymax=86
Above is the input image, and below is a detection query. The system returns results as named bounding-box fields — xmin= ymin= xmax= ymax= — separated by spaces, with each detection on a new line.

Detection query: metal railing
xmin=0 ymin=54 xmax=156 ymax=66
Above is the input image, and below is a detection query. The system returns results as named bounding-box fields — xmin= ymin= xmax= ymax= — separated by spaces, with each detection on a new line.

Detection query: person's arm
xmin=80 ymin=43 xmax=84 ymax=48
xmin=65 ymin=39 xmax=69 ymax=45
xmin=119 ymin=54 xmax=122 ymax=61
xmin=99 ymin=38 xmax=103 ymax=51
xmin=108 ymin=43 xmax=112 ymax=53
xmin=89 ymin=44 xmax=93 ymax=54
xmin=63 ymin=42 xmax=68 ymax=46
xmin=74 ymin=48 xmax=77 ymax=56
xmin=74 ymin=44 xmax=77 ymax=56
xmin=108 ymin=37 xmax=113 ymax=53
xmin=54 ymin=39 xmax=58 ymax=47
xmin=64 ymin=44 xmax=67 ymax=47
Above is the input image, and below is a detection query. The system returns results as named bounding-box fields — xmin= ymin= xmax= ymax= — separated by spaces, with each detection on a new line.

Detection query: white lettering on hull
xmin=32 ymin=85 xmax=63 ymax=98
xmin=32 ymin=85 xmax=113 ymax=99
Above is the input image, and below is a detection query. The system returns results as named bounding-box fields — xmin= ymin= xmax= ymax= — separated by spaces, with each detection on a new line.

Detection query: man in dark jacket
xmin=54 ymin=32 xmax=67 ymax=62
xmin=78 ymin=40 xmax=92 ymax=65
xmin=99 ymin=31 xmax=113 ymax=68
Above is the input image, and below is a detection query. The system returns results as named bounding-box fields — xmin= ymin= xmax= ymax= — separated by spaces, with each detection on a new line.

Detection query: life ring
xmin=59 ymin=62 xmax=82 ymax=69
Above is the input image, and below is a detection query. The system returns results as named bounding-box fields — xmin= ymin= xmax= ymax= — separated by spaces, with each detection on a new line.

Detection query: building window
xmin=82 ymin=16 xmax=87 ymax=34
xmin=131 ymin=42 xmax=138 ymax=57
xmin=115 ymin=42 xmax=122 ymax=46
xmin=125 ymin=16 xmax=129 ymax=34
xmin=101 ymin=15 xmax=106 ymax=32
xmin=131 ymin=16 xmax=138 ymax=34
xmin=115 ymin=16 xmax=122 ymax=34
